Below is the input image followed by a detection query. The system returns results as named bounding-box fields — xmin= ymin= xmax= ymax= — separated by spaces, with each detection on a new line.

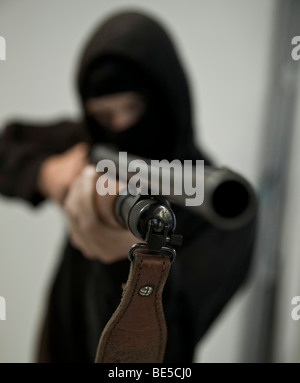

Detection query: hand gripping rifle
xmin=89 ymin=144 xmax=257 ymax=363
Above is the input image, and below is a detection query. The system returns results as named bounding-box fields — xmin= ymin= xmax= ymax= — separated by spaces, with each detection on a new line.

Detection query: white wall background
xmin=272 ymin=68 xmax=300 ymax=363
xmin=1 ymin=0 xmax=298 ymax=363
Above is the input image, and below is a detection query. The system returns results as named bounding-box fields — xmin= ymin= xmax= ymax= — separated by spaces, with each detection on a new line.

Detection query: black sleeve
xmin=182 ymin=218 xmax=257 ymax=344
xmin=163 ymin=207 xmax=257 ymax=362
xmin=0 ymin=119 xmax=88 ymax=206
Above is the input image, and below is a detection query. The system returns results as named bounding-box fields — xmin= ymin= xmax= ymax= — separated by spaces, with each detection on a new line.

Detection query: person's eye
xmin=126 ymin=99 xmax=146 ymax=114
xmin=93 ymin=111 xmax=112 ymax=125
xmin=126 ymin=103 xmax=137 ymax=112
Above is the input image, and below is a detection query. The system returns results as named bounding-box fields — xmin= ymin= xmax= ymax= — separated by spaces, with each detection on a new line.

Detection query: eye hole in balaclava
xmin=82 ymin=57 xmax=174 ymax=160
xmin=86 ymin=92 xmax=147 ymax=134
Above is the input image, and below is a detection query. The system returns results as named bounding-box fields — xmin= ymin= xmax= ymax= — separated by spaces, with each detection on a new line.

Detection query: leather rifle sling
xmin=94 ymin=247 xmax=172 ymax=363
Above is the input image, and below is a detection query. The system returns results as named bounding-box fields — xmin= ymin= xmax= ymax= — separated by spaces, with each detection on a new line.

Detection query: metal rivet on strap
xmin=139 ymin=285 xmax=153 ymax=296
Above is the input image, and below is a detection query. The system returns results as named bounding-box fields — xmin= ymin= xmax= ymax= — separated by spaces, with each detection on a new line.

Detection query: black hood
xmin=76 ymin=10 xmax=209 ymax=162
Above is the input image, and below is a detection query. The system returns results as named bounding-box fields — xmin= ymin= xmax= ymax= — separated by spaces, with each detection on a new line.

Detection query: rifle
xmin=89 ymin=144 xmax=257 ymax=363
xmin=90 ymin=144 xmax=257 ymax=235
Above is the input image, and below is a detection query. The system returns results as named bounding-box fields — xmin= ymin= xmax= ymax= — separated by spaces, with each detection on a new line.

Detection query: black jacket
xmin=0 ymin=11 xmax=257 ymax=362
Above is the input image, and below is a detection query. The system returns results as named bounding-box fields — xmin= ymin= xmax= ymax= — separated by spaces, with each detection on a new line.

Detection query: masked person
xmin=0 ymin=11 xmax=257 ymax=362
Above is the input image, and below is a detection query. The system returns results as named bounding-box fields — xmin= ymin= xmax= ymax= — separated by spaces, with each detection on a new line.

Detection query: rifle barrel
xmin=90 ymin=145 xmax=257 ymax=230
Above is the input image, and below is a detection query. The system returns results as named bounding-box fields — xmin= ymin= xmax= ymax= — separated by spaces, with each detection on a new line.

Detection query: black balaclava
xmin=76 ymin=11 xmax=211 ymax=164
xmin=82 ymin=57 xmax=173 ymax=160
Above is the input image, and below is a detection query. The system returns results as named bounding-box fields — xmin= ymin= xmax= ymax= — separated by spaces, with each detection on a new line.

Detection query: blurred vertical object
xmin=243 ymin=0 xmax=300 ymax=363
